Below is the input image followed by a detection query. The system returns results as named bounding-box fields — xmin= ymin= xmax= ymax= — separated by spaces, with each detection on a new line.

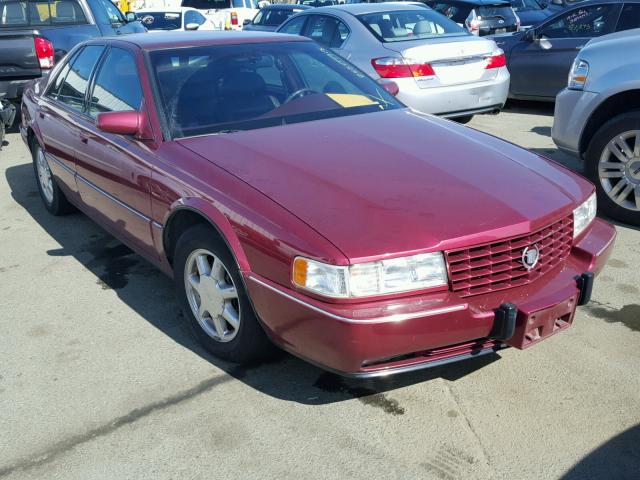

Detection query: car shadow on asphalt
xmin=5 ymin=162 xmax=502 ymax=407
xmin=561 ymin=424 xmax=640 ymax=479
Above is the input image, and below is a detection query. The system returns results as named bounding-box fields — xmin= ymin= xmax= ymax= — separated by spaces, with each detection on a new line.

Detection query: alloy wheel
xmin=598 ymin=130 xmax=640 ymax=211
xmin=36 ymin=148 xmax=54 ymax=204
xmin=184 ymin=249 xmax=241 ymax=343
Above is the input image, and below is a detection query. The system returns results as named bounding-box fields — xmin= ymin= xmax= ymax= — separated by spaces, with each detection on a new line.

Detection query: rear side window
xmin=89 ymin=48 xmax=143 ymax=118
xmin=138 ymin=11 xmax=182 ymax=30
xmin=617 ymin=3 xmax=640 ymax=31
xmin=53 ymin=45 xmax=105 ymax=112
xmin=1 ymin=0 xmax=86 ymax=26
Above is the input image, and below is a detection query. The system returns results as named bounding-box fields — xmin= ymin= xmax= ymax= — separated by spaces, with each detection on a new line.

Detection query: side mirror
xmin=524 ymin=28 xmax=537 ymax=42
xmin=185 ymin=22 xmax=200 ymax=30
xmin=551 ymin=0 xmax=563 ymax=5
xmin=125 ymin=11 xmax=137 ymax=22
xmin=96 ymin=111 xmax=145 ymax=137
xmin=243 ymin=19 xmax=251 ymax=25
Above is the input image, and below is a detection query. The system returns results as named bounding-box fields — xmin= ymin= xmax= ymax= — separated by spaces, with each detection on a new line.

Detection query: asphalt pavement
xmin=1 ymin=102 xmax=639 ymax=479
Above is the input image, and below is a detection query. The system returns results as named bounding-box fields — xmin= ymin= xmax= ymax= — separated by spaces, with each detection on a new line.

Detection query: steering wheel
xmin=283 ymin=88 xmax=318 ymax=104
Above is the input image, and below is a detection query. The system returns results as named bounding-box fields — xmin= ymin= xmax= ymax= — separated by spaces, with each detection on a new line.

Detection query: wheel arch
xmin=162 ymin=201 xmax=251 ymax=272
xmin=580 ymin=90 xmax=640 ymax=156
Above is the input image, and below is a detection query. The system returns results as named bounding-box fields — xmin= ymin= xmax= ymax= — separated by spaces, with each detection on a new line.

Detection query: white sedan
xmin=136 ymin=7 xmax=218 ymax=31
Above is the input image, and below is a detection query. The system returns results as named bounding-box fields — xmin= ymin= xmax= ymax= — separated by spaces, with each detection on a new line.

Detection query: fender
xmin=161 ymin=197 xmax=251 ymax=272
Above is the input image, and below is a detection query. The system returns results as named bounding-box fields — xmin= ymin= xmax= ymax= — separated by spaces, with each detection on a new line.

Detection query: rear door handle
xmin=79 ymin=133 xmax=88 ymax=144
xmin=38 ymin=111 xmax=46 ymax=119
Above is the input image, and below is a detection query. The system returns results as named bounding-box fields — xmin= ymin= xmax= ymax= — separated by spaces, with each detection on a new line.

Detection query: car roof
xmin=135 ymin=7 xmax=195 ymax=12
xmin=90 ymin=31 xmax=311 ymax=51
xmin=424 ymin=0 xmax=510 ymax=5
xmin=314 ymin=2 xmax=432 ymax=15
xmin=264 ymin=3 xmax=311 ymax=8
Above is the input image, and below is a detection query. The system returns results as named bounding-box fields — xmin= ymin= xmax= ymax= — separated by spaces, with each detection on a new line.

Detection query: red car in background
xmin=20 ymin=32 xmax=616 ymax=377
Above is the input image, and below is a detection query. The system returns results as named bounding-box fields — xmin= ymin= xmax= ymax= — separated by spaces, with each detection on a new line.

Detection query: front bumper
xmin=552 ymin=89 xmax=600 ymax=156
xmin=394 ymin=68 xmax=509 ymax=118
xmin=246 ymin=219 xmax=615 ymax=377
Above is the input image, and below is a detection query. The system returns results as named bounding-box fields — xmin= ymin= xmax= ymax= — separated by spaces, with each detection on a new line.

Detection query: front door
xmin=75 ymin=46 xmax=155 ymax=256
xmin=509 ymin=3 xmax=619 ymax=99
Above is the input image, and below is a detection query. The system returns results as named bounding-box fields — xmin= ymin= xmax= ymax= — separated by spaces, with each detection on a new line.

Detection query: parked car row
xmin=20 ymin=31 xmax=616 ymax=377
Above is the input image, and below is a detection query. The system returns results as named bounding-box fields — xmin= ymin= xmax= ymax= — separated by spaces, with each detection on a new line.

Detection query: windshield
xmin=150 ymin=41 xmax=402 ymax=139
xmin=477 ymin=5 xmax=516 ymax=20
xmin=138 ymin=12 xmax=182 ymax=30
xmin=357 ymin=9 xmax=467 ymax=42
xmin=510 ymin=0 xmax=542 ymax=11
xmin=299 ymin=0 xmax=337 ymax=6
xmin=253 ymin=7 xmax=301 ymax=26
xmin=181 ymin=0 xmax=231 ymax=9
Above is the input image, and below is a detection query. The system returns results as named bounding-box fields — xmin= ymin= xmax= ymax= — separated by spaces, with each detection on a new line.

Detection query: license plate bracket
xmin=506 ymin=294 xmax=578 ymax=349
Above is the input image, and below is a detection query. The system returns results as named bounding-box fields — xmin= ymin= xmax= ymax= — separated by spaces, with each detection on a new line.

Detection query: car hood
xmin=178 ymin=109 xmax=591 ymax=262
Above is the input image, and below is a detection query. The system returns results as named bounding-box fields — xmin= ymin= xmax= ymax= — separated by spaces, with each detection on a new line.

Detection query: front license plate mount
xmin=506 ymin=294 xmax=578 ymax=349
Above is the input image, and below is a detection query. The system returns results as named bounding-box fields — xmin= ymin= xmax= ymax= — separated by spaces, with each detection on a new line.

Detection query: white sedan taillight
xmin=371 ymin=57 xmax=435 ymax=79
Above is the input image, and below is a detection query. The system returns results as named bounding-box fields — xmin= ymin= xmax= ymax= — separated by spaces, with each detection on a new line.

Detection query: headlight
xmin=293 ymin=252 xmax=448 ymax=299
xmin=568 ymin=59 xmax=589 ymax=90
xmin=573 ymin=192 xmax=597 ymax=238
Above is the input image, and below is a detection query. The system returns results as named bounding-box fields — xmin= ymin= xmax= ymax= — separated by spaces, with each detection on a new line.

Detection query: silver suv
xmin=552 ymin=27 xmax=640 ymax=227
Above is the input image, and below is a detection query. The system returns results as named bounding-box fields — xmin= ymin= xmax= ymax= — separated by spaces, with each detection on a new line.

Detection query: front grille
xmin=445 ymin=215 xmax=574 ymax=297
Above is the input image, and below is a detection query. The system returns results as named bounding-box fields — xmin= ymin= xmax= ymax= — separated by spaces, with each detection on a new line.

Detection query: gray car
xmin=552 ymin=27 xmax=640 ymax=226
xmin=277 ymin=2 xmax=509 ymax=120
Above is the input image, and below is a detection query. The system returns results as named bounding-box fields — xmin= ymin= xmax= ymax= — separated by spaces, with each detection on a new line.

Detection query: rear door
xmin=37 ymin=44 xmax=104 ymax=197
xmin=508 ymin=3 xmax=619 ymax=99
xmin=75 ymin=45 xmax=155 ymax=255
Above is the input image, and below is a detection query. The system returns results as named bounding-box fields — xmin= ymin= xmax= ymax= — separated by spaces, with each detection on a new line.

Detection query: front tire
xmin=585 ymin=112 xmax=640 ymax=226
xmin=174 ymin=225 xmax=274 ymax=363
xmin=31 ymin=142 xmax=75 ymax=215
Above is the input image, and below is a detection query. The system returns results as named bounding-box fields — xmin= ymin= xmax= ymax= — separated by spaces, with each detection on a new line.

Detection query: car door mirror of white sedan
xmin=185 ymin=23 xmax=200 ymax=31
xmin=243 ymin=19 xmax=251 ymax=25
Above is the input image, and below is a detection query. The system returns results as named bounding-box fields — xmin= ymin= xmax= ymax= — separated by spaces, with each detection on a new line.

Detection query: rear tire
xmin=31 ymin=141 xmax=75 ymax=215
xmin=454 ymin=115 xmax=474 ymax=124
xmin=174 ymin=224 xmax=275 ymax=363
xmin=585 ymin=112 xmax=640 ymax=227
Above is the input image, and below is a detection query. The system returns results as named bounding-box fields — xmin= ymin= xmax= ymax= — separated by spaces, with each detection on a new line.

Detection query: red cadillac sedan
xmin=21 ymin=32 xmax=616 ymax=377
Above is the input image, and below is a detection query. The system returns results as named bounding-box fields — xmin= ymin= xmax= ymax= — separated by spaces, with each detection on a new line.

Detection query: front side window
xmin=278 ymin=14 xmax=306 ymax=34
xmin=540 ymin=5 xmax=616 ymax=38
xmin=304 ymin=15 xmax=348 ymax=48
xmin=95 ymin=0 xmax=125 ymax=24
xmin=89 ymin=48 xmax=142 ymax=118
xmin=150 ymin=41 xmax=401 ymax=138
xmin=617 ymin=3 xmax=640 ymax=31
xmin=358 ymin=9 xmax=467 ymax=42
xmin=55 ymin=45 xmax=105 ymax=112
xmin=138 ymin=11 xmax=182 ymax=30
xmin=0 ymin=0 xmax=87 ymax=26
